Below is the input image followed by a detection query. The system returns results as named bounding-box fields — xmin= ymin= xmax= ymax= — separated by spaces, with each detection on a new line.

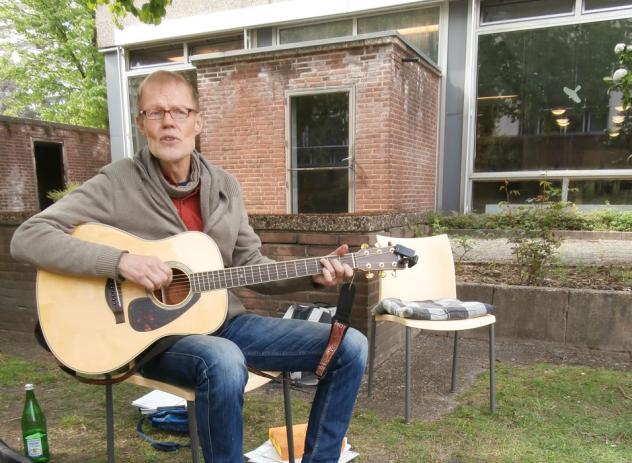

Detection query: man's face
xmin=135 ymin=78 xmax=202 ymax=166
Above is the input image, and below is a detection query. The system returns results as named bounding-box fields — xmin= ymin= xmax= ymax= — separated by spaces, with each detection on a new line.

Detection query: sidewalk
xmin=453 ymin=236 xmax=632 ymax=265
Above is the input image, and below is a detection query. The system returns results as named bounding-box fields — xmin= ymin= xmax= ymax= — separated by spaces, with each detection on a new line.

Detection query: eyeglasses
xmin=140 ymin=107 xmax=198 ymax=120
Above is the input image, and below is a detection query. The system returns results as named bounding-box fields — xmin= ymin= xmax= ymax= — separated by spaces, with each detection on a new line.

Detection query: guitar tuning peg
xmin=360 ymin=243 xmax=369 ymax=250
xmin=365 ymin=271 xmax=374 ymax=280
xmin=392 ymin=270 xmax=398 ymax=278
xmin=378 ymin=271 xmax=386 ymax=278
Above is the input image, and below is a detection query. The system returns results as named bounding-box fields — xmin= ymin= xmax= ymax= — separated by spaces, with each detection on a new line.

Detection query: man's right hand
xmin=117 ymin=253 xmax=173 ymax=291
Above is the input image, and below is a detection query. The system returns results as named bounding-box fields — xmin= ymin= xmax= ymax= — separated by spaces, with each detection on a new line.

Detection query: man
xmin=11 ymin=70 xmax=368 ymax=463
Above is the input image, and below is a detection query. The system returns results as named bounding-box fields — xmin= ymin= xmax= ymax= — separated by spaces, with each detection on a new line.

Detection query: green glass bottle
xmin=21 ymin=384 xmax=49 ymax=462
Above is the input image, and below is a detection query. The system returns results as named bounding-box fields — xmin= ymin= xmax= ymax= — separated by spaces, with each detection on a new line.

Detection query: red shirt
xmin=171 ymin=186 xmax=203 ymax=232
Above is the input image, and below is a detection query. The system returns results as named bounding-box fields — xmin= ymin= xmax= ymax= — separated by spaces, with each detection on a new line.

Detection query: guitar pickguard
xmin=128 ymin=293 xmax=201 ymax=332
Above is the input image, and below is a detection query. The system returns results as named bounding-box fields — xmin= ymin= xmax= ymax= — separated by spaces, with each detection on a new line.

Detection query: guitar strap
xmin=315 ymin=282 xmax=355 ymax=379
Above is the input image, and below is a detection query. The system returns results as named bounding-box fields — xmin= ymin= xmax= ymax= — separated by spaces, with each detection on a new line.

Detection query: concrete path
xmin=452 ymin=236 xmax=632 ymax=265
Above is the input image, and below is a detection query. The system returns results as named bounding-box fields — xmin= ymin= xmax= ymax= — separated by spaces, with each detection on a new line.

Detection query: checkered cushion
xmin=372 ymin=297 xmax=495 ymax=321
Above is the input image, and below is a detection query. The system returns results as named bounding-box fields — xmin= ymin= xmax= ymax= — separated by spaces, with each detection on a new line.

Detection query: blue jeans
xmin=140 ymin=313 xmax=368 ymax=463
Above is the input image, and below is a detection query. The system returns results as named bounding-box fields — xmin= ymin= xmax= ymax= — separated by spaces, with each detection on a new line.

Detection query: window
xmin=568 ymin=180 xmax=632 ymax=207
xmin=475 ymin=19 xmax=632 ymax=173
xmin=279 ymin=20 xmax=353 ymax=45
xmin=127 ymin=70 xmax=198 ymax=153
xmin=289 ymin=92 xmax=351 ymax=213
xmin=254 ymin=27 xmax=274 ymax=47
xmin=129 ymin=45 xmax=184 ymax=69
xmin=584 ymin=0 xmax=632 ymax=11
xmin=480 ymin=0 xmax=574 ymax=24
xmin=357 ymin=7 xmax=440 ymax=62
xmin=471 ymin=180 xmax=563 ymax=212
xmin=189 ymin=35 xmax=243 ymax=57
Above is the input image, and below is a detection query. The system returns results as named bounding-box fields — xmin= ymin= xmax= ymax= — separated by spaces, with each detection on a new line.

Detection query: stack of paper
xmin=244 ymin=440 xmax=359 ymax=463
xmin=131 ymin=389 xmax=187 ymax=414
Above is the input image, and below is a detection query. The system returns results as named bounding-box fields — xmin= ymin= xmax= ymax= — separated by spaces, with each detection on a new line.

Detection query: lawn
xmin=1 ymin=352 xmax=630 ymax=462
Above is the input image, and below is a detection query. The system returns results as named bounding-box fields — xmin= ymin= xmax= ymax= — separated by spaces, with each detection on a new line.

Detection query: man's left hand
xmin=312 ymin=244 xmax=354 ymax=287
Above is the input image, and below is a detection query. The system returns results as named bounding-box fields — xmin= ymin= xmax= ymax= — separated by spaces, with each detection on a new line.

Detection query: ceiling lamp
xmin=608 ymin=131 xmax=621 ymax=138
xmin=551 ymin=108 xmax=566 ymax=116
xmin=556 ymin=118 xmax=570 ymax=127
xmin=612 ymin=115 xmax=626 ymax=124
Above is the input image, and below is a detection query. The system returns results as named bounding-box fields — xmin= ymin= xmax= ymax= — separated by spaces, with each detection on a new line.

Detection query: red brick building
xmin=195 ymin=35 xmax=440 ymax=214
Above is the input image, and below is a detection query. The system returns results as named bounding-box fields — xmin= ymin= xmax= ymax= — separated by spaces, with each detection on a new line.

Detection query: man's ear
xmin=136 ymin=113 xmax=146 ymax=136
xmin=194 ymin=111 xmax=203 ymax=135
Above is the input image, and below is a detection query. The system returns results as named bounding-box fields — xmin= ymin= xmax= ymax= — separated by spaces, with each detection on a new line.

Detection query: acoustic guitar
xmin=36 ymin=223 xmax=417 ymax=377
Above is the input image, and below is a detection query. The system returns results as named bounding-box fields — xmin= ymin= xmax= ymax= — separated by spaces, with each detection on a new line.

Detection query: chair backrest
xmin=376 ymin=234 xmax=456 ymax=301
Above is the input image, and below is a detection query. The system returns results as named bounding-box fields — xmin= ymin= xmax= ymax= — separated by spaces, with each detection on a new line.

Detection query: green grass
xmin=349 ymin=364 xmax=632 ymax=462
xmin=1 ymin=353 xmax=630 ymax=462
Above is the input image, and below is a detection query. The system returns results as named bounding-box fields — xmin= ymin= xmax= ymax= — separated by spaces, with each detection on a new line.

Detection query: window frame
xmin=582 ymin=0 xmax=632 ymax=14
xmin=277 ymin=18 xmax=354 ymax=45
xmin=285 ymin=87 xmax=356 ymax=214
xmin=461 ymin=0 xmax=632 ymax=212
xmin=479 ymin=0 xmax=576 ymax=26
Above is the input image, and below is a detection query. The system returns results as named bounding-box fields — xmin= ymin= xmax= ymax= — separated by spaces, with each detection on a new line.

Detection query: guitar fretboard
xmin=189 ymin=254 xmax=356 ymax=292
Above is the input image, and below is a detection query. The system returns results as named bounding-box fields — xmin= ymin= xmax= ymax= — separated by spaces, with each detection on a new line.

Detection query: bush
xmin=427 ymin=206 xmax=632 ymax=232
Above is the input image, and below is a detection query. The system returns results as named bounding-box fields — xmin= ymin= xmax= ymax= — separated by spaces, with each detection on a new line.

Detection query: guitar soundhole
xmin=153 ymin=267 xmax=190 ymax=306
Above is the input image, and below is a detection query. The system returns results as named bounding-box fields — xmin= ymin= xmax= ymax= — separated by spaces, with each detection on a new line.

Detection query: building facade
xmin=97 ymin=0 xmax=632 ymax=213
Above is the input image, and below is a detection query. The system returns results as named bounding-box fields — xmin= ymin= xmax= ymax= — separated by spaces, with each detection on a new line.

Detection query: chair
xmin=367 ymin=234 xmax=496 ymax=423
xmin=104 ymin=370 xmax=296 ymax=463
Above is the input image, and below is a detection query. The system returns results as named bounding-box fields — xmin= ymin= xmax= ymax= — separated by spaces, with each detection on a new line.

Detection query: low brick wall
xmin=0 ymin=219 xmax=37 ymax=333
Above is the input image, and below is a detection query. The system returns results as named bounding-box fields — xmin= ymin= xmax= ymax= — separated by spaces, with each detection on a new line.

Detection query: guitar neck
xmin=190 ymin=254 xmax=355 ymax=292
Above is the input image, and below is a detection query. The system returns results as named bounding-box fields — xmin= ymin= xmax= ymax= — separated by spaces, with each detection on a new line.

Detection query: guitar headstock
xmin=353 ymin=243 xmax=418 ymax=278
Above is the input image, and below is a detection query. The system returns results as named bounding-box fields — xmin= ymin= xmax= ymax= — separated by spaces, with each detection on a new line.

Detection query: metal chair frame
xmin=104 ymin=371 xmax=295 ymax=463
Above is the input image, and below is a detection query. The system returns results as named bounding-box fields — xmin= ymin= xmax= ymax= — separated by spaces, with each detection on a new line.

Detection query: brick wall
xmin=0 ymin=222 xmax=37 ymax=332
xmin=0 ymin=116 xmax=110 ymax=213
xmin=194 ymin=35 xmax=440 ymax=214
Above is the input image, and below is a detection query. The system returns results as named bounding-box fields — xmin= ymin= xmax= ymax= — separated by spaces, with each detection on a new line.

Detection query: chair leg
xmin=105 ymin=384 xmax=114 ymax=463
xmin=404 ymin=326 xmax=412 ymax=424
xmin=489 ymin=323 xmax=496 ymax=413
xmin=450 ymin=331 xmax=459 ymax=393
xmin=187 ymin=400 xmax=201 ymax=463
xmin=367 ymin=316 xmax=377 ymax=398
xmin=282 ymin=372 xmax=295 ymax=463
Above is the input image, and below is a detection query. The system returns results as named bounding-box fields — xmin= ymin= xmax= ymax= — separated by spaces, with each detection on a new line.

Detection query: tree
xmin=92 ymin=0 xmax=172 ymax=26
xmin=0 ymin=0 xmax=107 ymax=128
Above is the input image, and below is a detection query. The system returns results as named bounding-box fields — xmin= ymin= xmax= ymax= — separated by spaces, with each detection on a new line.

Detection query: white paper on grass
xmin=131 ymin=389 xmax=187 ymax=414
xmin=244 ymin=440 xmax=358 ymax=463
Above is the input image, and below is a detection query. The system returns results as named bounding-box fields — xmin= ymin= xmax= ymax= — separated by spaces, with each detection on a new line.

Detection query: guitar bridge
xmin=105 ymin=278 xmax=125 ymax=324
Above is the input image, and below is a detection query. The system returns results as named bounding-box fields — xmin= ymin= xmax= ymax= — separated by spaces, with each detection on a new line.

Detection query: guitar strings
xmin=140 ymin=250 xmax=387 ymax=289
xmin=164 ymin=255 xmax=358 ymax=285
xmin=141 ymin=251 xmax=388 ymax=302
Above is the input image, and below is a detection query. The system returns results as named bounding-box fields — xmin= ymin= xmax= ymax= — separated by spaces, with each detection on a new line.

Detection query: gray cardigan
xmin=11 ymin=148 xmax=314 ymax=320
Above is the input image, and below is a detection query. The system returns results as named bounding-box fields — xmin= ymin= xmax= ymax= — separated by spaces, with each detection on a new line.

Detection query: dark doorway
xmin=33 ymin=141 xmax=65 ymax=210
